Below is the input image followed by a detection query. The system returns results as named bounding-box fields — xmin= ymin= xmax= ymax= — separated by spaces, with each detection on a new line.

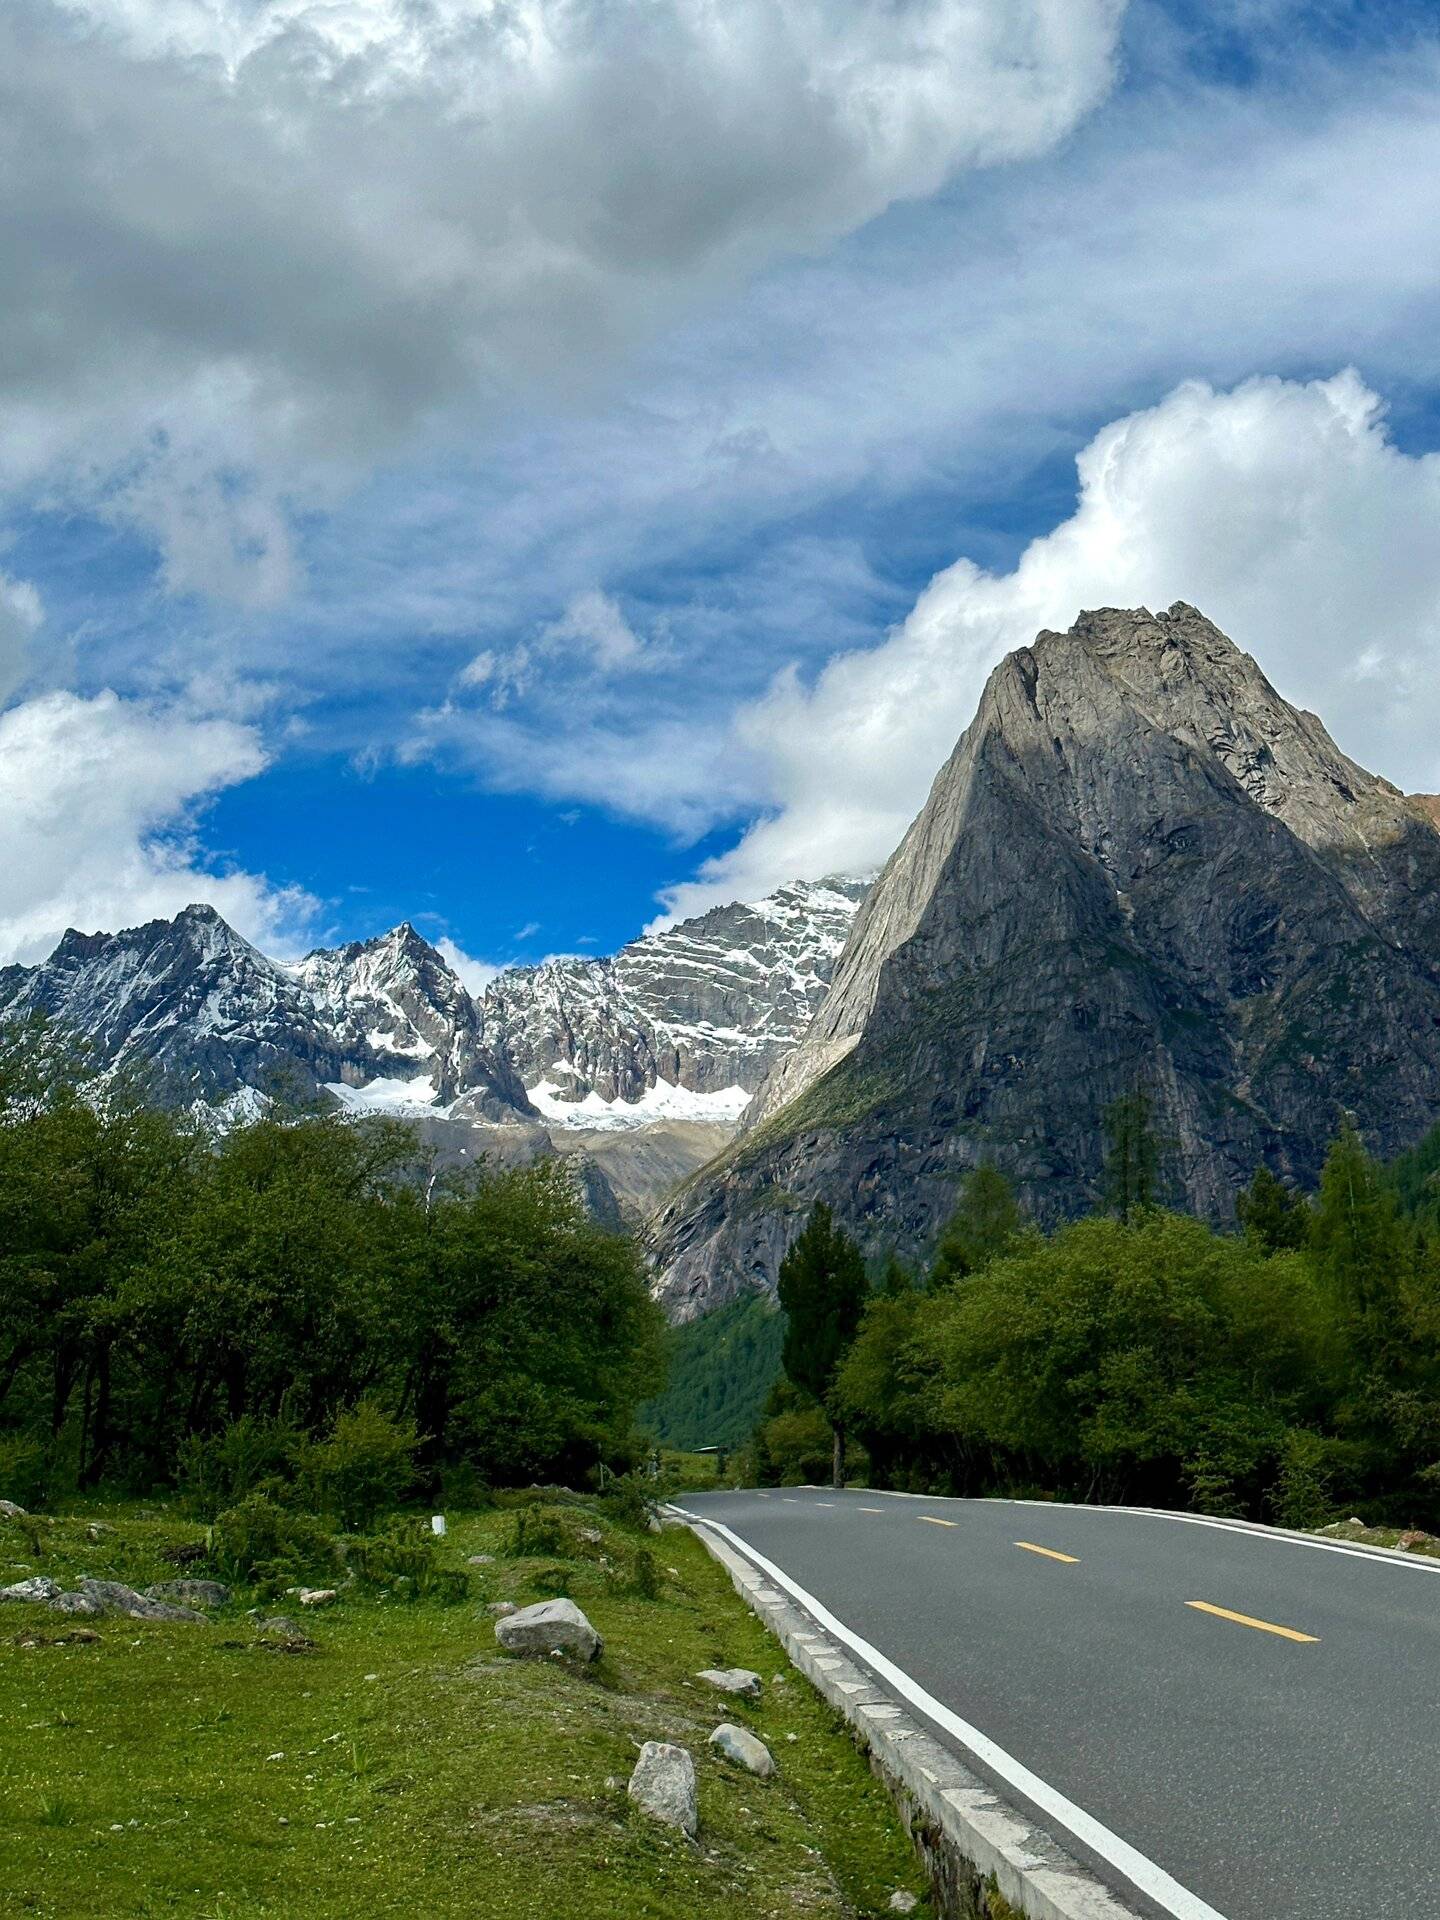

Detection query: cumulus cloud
xmin=661 ymin=369 xmax=1440 ymax=917
xmin=0 ymin=0 xmax=1123 ymax=600
xmin=434 ymin=937 xmax=501 ymax=996
xmin=0 ymin=689 xmax=315 ymax=965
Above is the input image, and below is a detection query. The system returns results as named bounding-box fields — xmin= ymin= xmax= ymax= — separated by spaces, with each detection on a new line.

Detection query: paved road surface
xmin=679 ymin=1487 xmax=1440 ymax=1920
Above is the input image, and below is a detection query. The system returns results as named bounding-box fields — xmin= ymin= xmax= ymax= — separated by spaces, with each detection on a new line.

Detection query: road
xmin=679 ymin=1487 xmax=1440 ymax=1920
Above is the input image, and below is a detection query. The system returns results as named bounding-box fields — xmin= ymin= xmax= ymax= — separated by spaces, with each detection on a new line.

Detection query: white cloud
xmin=661 ymin=369 xmax=1440 ymax=917
xmin=434 ymin=937 xmax=501 ymax=995
xmin=0 ymin=689 xmax=314 ymax=965
xmin=0 ymin=0 xmax=1123 ymax=601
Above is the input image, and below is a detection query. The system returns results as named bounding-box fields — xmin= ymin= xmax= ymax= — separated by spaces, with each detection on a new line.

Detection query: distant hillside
xmin=640 ymin=1291 xmax=783 ymax=1450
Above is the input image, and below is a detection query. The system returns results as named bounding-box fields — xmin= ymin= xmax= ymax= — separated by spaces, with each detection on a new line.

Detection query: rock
xmin=652 ymin=603 xmax=1440 ymax=1309
xmin=494 ymin=1597 xmax=601 ymax=1662
xmin=696 ymin=1667 xmax=763 ymax=1700
xmin=144 ymin=1580 xmax=231 ymax=1609
xmin=485 ymin=1600 xmax=517 ymax=1618
xmin=298 ymin=1587 xmax=338 ymax=1607
xmin=74 ymin=1578 xmax=204 ymax=1622
xmin=48 ymin=1591 xmax=107 ymax=1617
xmin=0 ymin=1576 xmax=62 ymax=1603
xmin=709 ymin=1723 xmax=775 ymax=1778
xmin=627 ymin=1741 xmax=697 ymax=1836
xmin=1397 ymin=1530 xmax=1431 ymax=1551
xmin=888 ymin=1894 xmax=919 ymax=1914
xmin=85 ymin=1522 xmax=113 ymax=1541
xmin=257 ymin=1616 xmax=309 ymax=1641
xmin=0 ymin=1499 xmax=29 ymax=1519
xmin=466 ymin=1554 xmax=495 ymax=1566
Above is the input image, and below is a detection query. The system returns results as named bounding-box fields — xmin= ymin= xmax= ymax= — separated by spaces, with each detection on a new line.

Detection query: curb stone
xmin=678 ymin=1514 xmax=1146 ymax=1920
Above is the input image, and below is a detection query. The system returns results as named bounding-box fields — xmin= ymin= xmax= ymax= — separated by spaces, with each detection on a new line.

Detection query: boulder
xmin=0 ymin=1499 xmax=28 ymax=1519
xmin=709 ymin=1723 xmax=775 ymax=1778
xmin=49 ymin=1591 xmax=107 ymax=1617
xmin=1 ymin=1576 xmax=62 ymax=1603
xmin=298 ymin=1587 xmax=338 ymax=1607
xmin=144 ymin=1580 xmax=231 ymax=1609
xmin=889 ymin=1895 xmax=919 ymax=1914
xmin=485 ymin=1600 xmax=517 ymax=1618
xmin=75 ymin=1579 xmax=204 ymax=1622
xmin=628 ymin=1741 xmax=697 ymax=1836
xmin=494 ymin=1597 xmax=601 ymax=1662
xmin=257 ymin=1615 xmax=309 ymax=1641
xmin=696 ymin=1667 xmax=762 ymax=1700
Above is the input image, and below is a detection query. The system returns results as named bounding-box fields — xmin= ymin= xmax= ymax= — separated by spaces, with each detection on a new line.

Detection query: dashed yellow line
xmin=1015 ymin=1541 xmax=1079 ymax=1564
xmin=1186 ymin=1600 xmax=1318 ymax=1644
xmin=919 ymin=1515 xmax=959 ymax=1528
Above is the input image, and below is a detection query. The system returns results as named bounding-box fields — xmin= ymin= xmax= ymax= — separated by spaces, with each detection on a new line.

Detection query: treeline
xmin=754 ymin=1108 xmax=1440 ymax=1529
xmin=0 ymin=1027 xmax=664 ymax=1507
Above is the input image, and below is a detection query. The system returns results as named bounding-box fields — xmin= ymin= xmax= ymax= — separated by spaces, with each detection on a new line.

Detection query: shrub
xmin=301 ymin=1402 xmax=422 ymax=1533
xmin=597 ymin=1468 xmax=662 ymax=1531
xmin=506 ymin=1503 xmax=603 ymax=1560
xmin=350 ymin=1520 xmax=469 ymax=1604
xmin=209 ymin=1494 xmax=339 ymax=1588
xmin=176 ymin=1409 xmax=306 ymax=1518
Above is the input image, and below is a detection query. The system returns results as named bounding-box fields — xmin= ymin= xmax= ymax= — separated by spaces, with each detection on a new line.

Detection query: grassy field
xmin=0 ymin=1497 xmax=930 ymax=1920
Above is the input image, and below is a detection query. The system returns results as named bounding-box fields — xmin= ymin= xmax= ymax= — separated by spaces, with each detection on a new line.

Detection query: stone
xmin=298 ymin=1587 xmax=338 ymax=1607
xmin=48 ymin=1591 xmax=107 ymax=1617
xmin=257 ymin=1616 xmax=309 ymax=1641
xmin=466 ymin=1554 xmax=495 ymax=1566
xmin=485 ymin=1601 xmax=517 ymax=1618
xmin=144 ymin=1580 xmax=231 ymax=1609
xmin=627 ymin=1741 xmax=697 ymax=1836
xmin=1397 ymin=1530 xmax=1431 ymax=1551
xmin=0 ymin=1499 xmax=29 ymax=1519
xmin=75 ymin=1578 xmax=204 ymax=1622
xmin=494 ymin=1597 xmax=601 ymax=1662
xmin=696 ymin=1667 xmax=763 ymax=1700
xmin=888 ymin=1894 xmax=919 ymax=1914
xmin=709 ymin=1723 xmax=775 ymax=1778
xmin=0 ymin=1576 xmax=61 ymax=1603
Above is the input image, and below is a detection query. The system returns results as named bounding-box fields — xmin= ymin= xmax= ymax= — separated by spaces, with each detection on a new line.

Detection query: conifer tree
xmin=932 ymin=1166 xmax=1022 ymax=1285
xmin=1103 ymin=1085 xmax=1163 ymax=1221
xmin=777 ymin=1202 xmax=868 ymax=1487
xmin=1237 ymin=1163 xmax=1311 ymax=1254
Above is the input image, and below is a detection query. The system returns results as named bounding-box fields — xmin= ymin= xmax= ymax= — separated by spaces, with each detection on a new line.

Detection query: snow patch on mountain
xmin=527 ymin=1075 xmax=752 ymax=1132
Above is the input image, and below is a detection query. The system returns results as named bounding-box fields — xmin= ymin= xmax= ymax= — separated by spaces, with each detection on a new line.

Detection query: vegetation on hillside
xmin=640 ymin=1292 xmax=783 ymax=1450
xmin=751 ymin=1106 xmax=1440 ymax=1529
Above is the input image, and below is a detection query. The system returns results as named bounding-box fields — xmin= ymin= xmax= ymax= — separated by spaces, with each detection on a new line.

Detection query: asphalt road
xmin=679 ymin=1487 xmax=1440 ymax=1920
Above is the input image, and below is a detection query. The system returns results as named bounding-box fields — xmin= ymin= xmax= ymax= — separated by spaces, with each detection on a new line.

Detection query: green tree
xmin=776 ymin=1202 xmax=869 ymax=1488
xmin=1102 ymin=1085 xmax=1163 ymax=1220
xmin=1310 ymin=1121 xmax=1410 ymax=1368
xmin=1237 ymin=1164 xmax=1311 ymax=1254
xmin=931 ymin=1166 xmax=1024 ymax=1286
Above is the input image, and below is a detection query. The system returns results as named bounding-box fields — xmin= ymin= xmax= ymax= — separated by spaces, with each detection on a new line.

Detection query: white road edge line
xmin=674 ymin=1506 xmax=1228 ymax=1920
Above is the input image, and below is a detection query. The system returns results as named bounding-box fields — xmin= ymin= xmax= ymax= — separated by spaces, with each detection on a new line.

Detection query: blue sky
xmin=4 ymin=0 xmax=1440 ymax=972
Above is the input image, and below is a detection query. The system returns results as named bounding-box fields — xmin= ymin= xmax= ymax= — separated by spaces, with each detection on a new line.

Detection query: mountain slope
xmin=652 ymin=604 xmax=1440 ymax=1318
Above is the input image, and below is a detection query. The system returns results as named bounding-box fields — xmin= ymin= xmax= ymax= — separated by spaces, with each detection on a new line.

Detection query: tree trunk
xmin=831 ymin=1422 xmax=844 ymax=1490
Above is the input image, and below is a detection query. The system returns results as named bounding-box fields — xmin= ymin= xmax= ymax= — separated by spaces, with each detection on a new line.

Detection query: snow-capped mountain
xmin=0 ymin=905 xmax=530 ymax=1121
xmin=0 ymin=879 xmax=866 ymax=1139
xmin=480 ymin=878 xmax=868 ymax=1119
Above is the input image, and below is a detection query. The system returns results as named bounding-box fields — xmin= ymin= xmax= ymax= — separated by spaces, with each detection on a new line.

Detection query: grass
xmin=0 ymin=1499 xmax=931 ymax=1920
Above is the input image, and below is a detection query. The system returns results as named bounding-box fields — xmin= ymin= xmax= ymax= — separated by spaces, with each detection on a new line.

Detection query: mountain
xmin=0 ymin=880 xmax=866 ymax=1209
xmin=652 ymin=604 xmax=1440 ymax=1319
xmin=0 ymin=906 xmax=531 ymax=1120
xmin=480 ymin=878 xmax=867 ymax=1118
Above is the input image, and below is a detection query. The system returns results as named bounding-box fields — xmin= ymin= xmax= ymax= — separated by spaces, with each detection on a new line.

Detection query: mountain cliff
xmin=652 ymin=604 xmax=1440 ymax=1318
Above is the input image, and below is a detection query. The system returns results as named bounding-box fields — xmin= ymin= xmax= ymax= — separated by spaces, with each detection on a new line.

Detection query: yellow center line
xmin=919 ymin=1515 xmax=959 ymax=1528
xmin=1015 ymin=1541 xmax=1079 ymax=1564
xmin=1186 ymin=1600 xmax=1319 ymax=1644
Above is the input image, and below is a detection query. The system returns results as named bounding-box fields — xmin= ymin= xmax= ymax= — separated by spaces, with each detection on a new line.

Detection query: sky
xmin=5 ymin=0 xmax=1440 ymax=977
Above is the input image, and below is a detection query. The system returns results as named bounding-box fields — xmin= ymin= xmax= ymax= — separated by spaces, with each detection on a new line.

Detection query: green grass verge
xmin=0 ymin=1501 xmax=931 ymax=1920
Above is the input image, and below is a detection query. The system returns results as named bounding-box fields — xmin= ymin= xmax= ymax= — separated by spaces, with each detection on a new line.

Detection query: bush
xmin=596 ymin=1468 xmax=662 ymax=1531
xmin=506 ymin=1503 xmax=604 ymax=1560
xmin=176 ymin=1409 xmax=306 ymax=1519
xmin=301 ymin=1402 xmax=421 ymax=1532
xmin=209 ymin=1494 xmax=339 ymax=1589
xmin=350 ymin=1520 xmax=469 ymax=1604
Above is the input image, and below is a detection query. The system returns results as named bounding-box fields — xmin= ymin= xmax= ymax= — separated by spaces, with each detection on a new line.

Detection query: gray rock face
xmin=493 ymin=1596 xmax=602 ymax=1662
xmin=482 ymin=879 xmax=867 ymax=1107
xmin=654 ymin=605 xmax=1440 ymax=1314
xmin=144 ymin=1579 xmax=230 ymax=1609
xmin=0 ymin=1576 xmax=61 ymax=1603
xmin=709 ymin=1722 xmax=774 ymax=1777
xmin=696 ymin=1667 xmax=763 ymax=1699
xmin=627 ymin=1740 xmax=698 ymax=1835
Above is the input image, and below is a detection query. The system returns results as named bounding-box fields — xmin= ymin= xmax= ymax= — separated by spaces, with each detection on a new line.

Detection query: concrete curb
xmin=682 ymin=1513 xmax=1147 ymax=1920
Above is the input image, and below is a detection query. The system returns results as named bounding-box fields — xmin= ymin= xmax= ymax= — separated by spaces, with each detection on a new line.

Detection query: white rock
xmin=0 ymin=1575 xmax=61 ymax=1603
xmin=696 ymin=1667 xmax=762 ymax=1699
xmin=466 ymin=1553 xmax=495 ymax=1566
xmin=485 ymin=1600 xmax=517 ymax=1618
xmin=494 ymin=1596 xmax=601 ymax=1662
xmin=709 ymin=1723 xmax=775 ymax=1778
xmin=298 ymin=1588 xmax=338 ymax=1608
xmin=888 ymin=1894 xmax=919 ymax=1914
xmin=628 ymin=1741 xmax=697 ymax=1835
xmin=0 ymin=1499 xmax=27 ymax=1520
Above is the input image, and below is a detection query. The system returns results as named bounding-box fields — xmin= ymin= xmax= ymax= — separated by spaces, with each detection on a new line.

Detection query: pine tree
xmin=1103 ymin=1085 xmax=1163 ymax=1221
xmin=777 ymin=1202 xmax=869 ymax=1487
xmin=932 ymin=1166 xmax=1022 ymax=1285
xmin=1311 ymin=1120 xmax=1409 ymax=1367
xmin=1236 ymin=1163 xmax=1311 ymax=1253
